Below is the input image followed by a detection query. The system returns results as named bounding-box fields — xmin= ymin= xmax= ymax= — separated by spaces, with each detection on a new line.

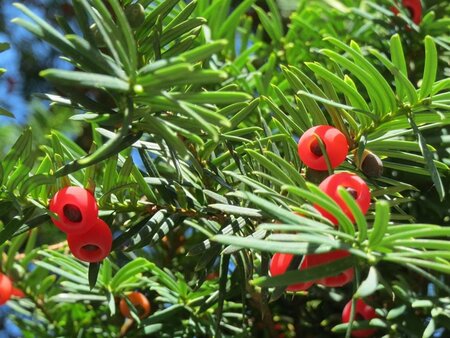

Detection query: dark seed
xmin=310 ymin=140 xmax=323 ymax=156
xmin=346 ymin=187 xmax=358 ymax=199
xmin=361 ymin=152 xmax=383 ymax=178
xmin=63 ymin=204 xmax=82 ymax=222
xmin=354 ymin=313 xmax=365 ymax=321
xmin=82 ymin=244 xmax=99 ymax=252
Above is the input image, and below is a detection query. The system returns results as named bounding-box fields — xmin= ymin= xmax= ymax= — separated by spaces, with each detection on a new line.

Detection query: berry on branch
xmin=342 ymin=299 xmax=378 ymax=337
xmin=391 ymin=0 xmax=422 ymax=25
xmin=297 ymin=125 xmax=349 ymax=171
xmin=315 ymin=172 xmax=371 ymax=224
xmin=49 ymin=186 xmax=99 ymax=234
xmin=119 ymin=292 xmax=151 ymax=319
xmin=304 ymin=250 xmax=354 ymax=287
xmin=0 ymin=274 xmax=12 ymax=305
xmin=269 ymin=253 xmax=313 ymax=292
xmin=67 ymin=218 xmax=112 ymax=263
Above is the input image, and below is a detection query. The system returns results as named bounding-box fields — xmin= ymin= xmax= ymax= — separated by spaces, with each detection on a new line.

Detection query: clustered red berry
xmin=119 ymin=292 xmax=151 ymax=319
xmin=315 ymin=172 xmax=371 ymax=224
xmin=297 ymin=125 xmax=349 ymax=171
xmin=269 ymin=253 xmax=312 ymax=292
xmin=342 ymin=299 xmax=378 ymax=337
xmin=269 ymin=250 xmax=354 ymax=292
xmin=49 ymin=186 xmax=112 ymax=263
xmin=0 ymin=273 xmax=24 ymax=305
xmin=391 ymin=0 xmax=422 ymax=25
xmin=305 ymin=250 xmax=354 ymax=287
xmin=269 ymin=126 xmax=376 ymax=329
xmin=273 ymin=128 xmax=373 ymax=292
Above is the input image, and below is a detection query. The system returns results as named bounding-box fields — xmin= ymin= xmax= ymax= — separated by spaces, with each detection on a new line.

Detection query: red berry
xmin=67 ymin=218 xmax=112 ymax=263
xmin=304 ymin=250 xmax=354 ymax=287
xmin=49 ymin=187 xmax=99 ymax=234
xmin=391 ymin=0 xmax=422 ymax=25
xmin=297 ymin=125 xmax=349 ymax=171
xmin=269 ymin=253 xmax=313 ymax=292
xmin=11 ymin=287 xmax=25 ymax=299
xmin=119 ymin=292 xmax=151 ymax=319
xmin=315 ymin=172 xmax=370 ymax=224
xmin=342 ymin=299 xmax=378 ymax=337
xmin=0 ymin=273 xmax=12 ymax=305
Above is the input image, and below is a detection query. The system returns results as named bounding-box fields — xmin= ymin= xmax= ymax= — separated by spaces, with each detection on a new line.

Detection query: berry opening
xmin=405 ymin=6 xmax=414 ymax=18
xmin=355 ymin=313 xmax=365 ymax=321
xmin=63 ymin=204 xmax=82 ymax=222
xmin=346 ymin=187 xmax=358 ymax=199
xmin=82 ymin=244 xmax=100 ymax=252
xmin=310 ymin=139 xmax=323 ymax=157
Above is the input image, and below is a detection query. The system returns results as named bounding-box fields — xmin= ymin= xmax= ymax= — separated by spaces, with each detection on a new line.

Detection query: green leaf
xmin=381 ymin=226 xmax=450 ymax=246
xmin=40 ymin=69 xmax=130 ymax=92
xmin=180 ymin=39 xmax=228 ymax=63
xmin=126 ymin=212 xmax=166 ymax=250
xmin=208 ymin=204 xmax=262 ymax=218
xmin=408 ymin=115 xmax=445 ymax=200
xmin=218 ymin=0 xmax=253 ymax=39
xmin=338 ymin=187 xmax=368 ymax=243
xmin=306 ymin=62 xmax=371 ymax=121
xmin=110 ymin=258 xmax=154 ymax=290
xmin=368 ymin=200 xmax=390 ymax=248
xmin=269 ymin=86 xmax=309 ymax=132
xmin=281 ymin=65 xmax=328 ymax=125
xmin=19 ymin=174 xmax=55 ymax=197
xmin=101 ymin=258 xmax=112 ymax=286
xmin=5 ymin=232 xmax=28 ymax=273
xmin=141 ymin=304 xmax=186 ymax=327
xmin=106 ymin=0 xmax=137 ymax=76
xmin=0 ymin=107 xmax=15 ymax=118
xmin=285 ymin=184 xmax=355 ymax=236
xmin=253 ymin=5 xmax=282 ymax=42
xmin=170 ymin=91 xmax=252 ymax=105
xmin=2 ymin=127 xmax=32 ymax=183
xmin=354 ymin=266 xmax=379 ymax=298
xmin=423 ymin=318 xmax=436 ymax=338
xmin=0 ymin=42 xmax=9 ymax=52
xmin=246 ymin=149 xmax=296 ymax=187
xmin=35 ymin=260 xmax=87 ymax=285
xmin=387 ymin=304 xmax=407 ymax=320
xmin=320 ymin=49 xmax=386 ymax=116
xmin=419 ymin=36 xmax=438 ymax=100
xmin=332 ymin=319 xmax=387 ymax=333
xmin=369 ymin=48 xmax=418 ymax=105
xmin=136 ymin=0 xmax=180 ymax=41
xmin=389 ymin=34 xmax=408 ymax=100
xmin=89 ymin=262 xmax=101 ymax=290
xmin=213 ymin=234 xmax=344 ymax=255
xmin=166 ymin=0 xmax=198 ymax=31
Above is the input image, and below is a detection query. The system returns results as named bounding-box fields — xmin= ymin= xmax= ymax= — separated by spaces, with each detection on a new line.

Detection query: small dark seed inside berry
xmin=63 ymin=204 xmax=82 ymax=222
xmin=310 ymin=140 xmax=323 ymax=156
xmin=406 ymin=6 xmax=414 ymax=18
xmin=82 ymin=244 xmax=99 ymax=252
xmin=354 ymin=313 xmax=365 ymax=321
xmin=346 ymin=187 xmax=358 ymax=199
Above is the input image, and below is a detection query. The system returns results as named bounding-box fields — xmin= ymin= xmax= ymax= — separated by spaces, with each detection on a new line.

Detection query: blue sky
xmin=0 ymin=2 xmax=55 ymax=125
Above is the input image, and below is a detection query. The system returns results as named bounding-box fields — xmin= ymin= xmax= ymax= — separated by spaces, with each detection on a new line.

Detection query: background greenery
xmin=0 ymin=0 xmax=449 ymax=337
